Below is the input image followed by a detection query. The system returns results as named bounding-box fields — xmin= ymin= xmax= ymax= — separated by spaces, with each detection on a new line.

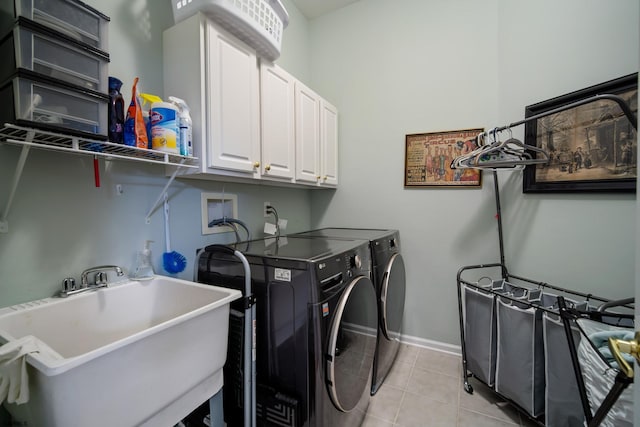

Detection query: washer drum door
xmin=326 ymin=275 xmax=377 ymax=412
xmin=381 ymin=253 xmax=406 ymax=341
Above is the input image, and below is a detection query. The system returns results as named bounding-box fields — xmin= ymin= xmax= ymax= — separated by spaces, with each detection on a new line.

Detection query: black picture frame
xmin=523 ymin=73 xmax=638 ymax=193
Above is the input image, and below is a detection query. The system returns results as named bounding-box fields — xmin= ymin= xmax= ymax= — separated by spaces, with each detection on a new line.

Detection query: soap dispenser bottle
xmin=134 ymin=240 xmax=155 ymax=279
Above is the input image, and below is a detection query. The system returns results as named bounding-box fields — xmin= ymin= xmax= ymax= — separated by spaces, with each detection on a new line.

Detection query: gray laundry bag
xmin=495 ymin=291 xmax=549 ymax=418
xmin=462 ymin=279 xmax=526 ymax=387
xmin=543 ymin=309 xmax=585 ymax=427
xmin=577 ymin=318 xmax=634 ymax=427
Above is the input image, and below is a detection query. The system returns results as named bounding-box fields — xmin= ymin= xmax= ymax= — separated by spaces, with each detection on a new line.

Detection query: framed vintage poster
xmin=523 ymin=73 xmax=638 ymax=193
xmin=404 ymin=128 xmax=483 ymax=187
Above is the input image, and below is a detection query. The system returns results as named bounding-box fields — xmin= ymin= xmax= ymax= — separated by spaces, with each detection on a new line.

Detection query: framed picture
xmin=523 ymin=73 xmax=638 ymax=193
xmin=404 ymin=128 xmax=483 ymax=188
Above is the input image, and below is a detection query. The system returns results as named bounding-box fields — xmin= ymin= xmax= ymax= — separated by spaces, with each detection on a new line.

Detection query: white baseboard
xmin=400 ymin=334 xmax=461 ymax=357
xmin=344 ymin=322 xmax=462 ymax=357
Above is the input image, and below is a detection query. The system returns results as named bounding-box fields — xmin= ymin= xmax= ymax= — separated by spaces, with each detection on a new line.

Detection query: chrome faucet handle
xmin=95 ymin=272 xmax=108 ymax=286
xmin=62 ymin=277 xmax=76 ymax=292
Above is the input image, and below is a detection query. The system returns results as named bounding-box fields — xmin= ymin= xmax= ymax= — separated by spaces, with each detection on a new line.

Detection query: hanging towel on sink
xmin=0 ymin=336 xmax=61 ymax=404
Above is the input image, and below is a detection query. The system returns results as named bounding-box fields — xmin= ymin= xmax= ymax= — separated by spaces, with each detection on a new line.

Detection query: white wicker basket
xmin=171 ymin=0 xmax=289 ymax=61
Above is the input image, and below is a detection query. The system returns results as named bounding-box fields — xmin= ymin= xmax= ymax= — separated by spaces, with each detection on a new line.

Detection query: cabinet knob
xmin=253 ymin=161 xmax=260 ymax=168
xmin=265 ymin=164 xmax=271 ymax=171
xmin=317 ymin=176 xmax=321 ymax=180
xmin=323 ymin=176 xmax=328 ymax=181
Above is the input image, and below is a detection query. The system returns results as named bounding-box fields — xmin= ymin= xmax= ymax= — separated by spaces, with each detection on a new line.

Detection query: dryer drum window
xmin=326 ymin=275 xmax=377 ymax=412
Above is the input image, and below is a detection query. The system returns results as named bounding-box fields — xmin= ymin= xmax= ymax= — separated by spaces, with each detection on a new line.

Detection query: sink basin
xmin=0 ymin=275 xmax=241 ymax=426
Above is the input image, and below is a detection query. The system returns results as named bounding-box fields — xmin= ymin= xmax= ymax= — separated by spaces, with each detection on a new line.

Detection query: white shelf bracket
xmin=1 ymin=130 xmax=35 ymax=233
xmin=144 ymin=159 xmax=186 ymax=224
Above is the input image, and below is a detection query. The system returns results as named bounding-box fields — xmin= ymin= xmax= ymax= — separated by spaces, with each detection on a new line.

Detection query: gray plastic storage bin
xmin=462 ymin=279 xmax=527 ymax=387
xmin=0 ymin=0 xmax=109 ymax=50
xmin=0 ymin=18 xmax=109 ymax=92
xmin=0 ymin=69 xmax=108 ymax=138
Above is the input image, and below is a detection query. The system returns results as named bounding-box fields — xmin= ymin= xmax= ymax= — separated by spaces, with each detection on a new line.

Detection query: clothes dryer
xmin=292 ymin=228 xmax=406 ymax=395
xmin=197 ymin=236 xmax=378 ymax=427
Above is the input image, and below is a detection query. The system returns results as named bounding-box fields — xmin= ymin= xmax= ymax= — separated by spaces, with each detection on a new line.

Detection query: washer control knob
xmin=390 ymin=238 xmax=396 ymax=248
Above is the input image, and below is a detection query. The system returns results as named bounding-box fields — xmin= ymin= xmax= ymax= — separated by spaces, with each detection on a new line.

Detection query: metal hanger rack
xmin=452 ymin=93 xmax=638 ymax=426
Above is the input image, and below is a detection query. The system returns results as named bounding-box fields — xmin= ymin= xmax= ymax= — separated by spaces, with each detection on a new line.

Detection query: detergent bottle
xmin=108 ymin=76 xmax=124 ymax=143
xmin=168 ymin=96 xmax=193 ymax=156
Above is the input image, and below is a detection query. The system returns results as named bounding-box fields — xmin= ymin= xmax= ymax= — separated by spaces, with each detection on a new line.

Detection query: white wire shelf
xmin=0 ymin=123 xmax=200 ymax=233
xmin=0 ymin=123 xmax=199 ymax=168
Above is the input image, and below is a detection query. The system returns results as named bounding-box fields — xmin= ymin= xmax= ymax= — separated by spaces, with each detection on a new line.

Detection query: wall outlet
xmin=264 ymin=201 xmax=271 ymax=218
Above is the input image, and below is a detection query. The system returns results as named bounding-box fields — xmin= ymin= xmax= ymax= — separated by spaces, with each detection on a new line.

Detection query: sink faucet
xmin=60 ymin=265 xmax=125 ymax=298
xmin=81 ymin=265 xmax=124 ymax=288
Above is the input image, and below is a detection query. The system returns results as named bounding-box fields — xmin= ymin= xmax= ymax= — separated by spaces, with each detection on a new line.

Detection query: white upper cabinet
xmin=206 ymin=21 xmax=260 ymax=175
xmin=295 ymin=80 xmax=321 ymax=184
xmin=295 ymin=81 xmax=338 ymax=187
xmin=164 ymin=13 xmax=260 ymax=179
xmin=260 ymin=63 xmax=295 ymax=181
xmin=164 ymin=13 xmax=337 ymax=188
xmin=320 ymin=100 xmax=338 ymax=187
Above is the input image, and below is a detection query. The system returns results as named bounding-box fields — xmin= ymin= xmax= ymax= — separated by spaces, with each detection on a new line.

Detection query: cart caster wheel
xmin=464 ymin=383 xmax=473 ymax=394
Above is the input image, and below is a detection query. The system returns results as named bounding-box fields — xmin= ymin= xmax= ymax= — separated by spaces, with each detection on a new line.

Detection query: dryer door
xmin=326 ymin=275 xmax=377 ymax=412
xmin=380 ymin=253 xmax=406 ymax=341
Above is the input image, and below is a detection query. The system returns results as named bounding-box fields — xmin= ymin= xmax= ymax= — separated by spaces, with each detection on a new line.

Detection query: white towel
xmin=0 ymin=336 xmax=61 ymax=405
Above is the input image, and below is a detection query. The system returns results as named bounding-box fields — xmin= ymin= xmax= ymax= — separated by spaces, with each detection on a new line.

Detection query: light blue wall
xmin=0 ymin=0 xmax=313 ymax=308
xmin=0 ymin=0 xmax=637 ymax=347
xmin=307 ymin=0 xmax=639 ymax=345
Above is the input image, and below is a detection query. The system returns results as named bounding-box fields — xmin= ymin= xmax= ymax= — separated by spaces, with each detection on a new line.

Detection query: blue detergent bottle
xmin=108 ymin=77 xmax=125 ymax=143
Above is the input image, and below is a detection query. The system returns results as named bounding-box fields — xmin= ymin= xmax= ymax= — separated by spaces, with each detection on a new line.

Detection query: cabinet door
xmin=320 ymin=100 xmax=338 ymax=187
xmin=295 ymin=81 xmax=320 ymax=184
xmin=206 ymin=22 xmax=260 ymax=175
xmin=260 ymin=63 xmax=295 ymax=180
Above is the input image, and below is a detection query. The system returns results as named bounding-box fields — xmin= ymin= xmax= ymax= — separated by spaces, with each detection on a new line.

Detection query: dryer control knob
xmin=350 ymin=254 xmax=362 ymax=269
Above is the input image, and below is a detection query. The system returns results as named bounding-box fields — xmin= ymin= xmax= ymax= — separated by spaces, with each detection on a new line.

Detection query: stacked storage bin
xmin=0 ymin=0 xmax=110 ymax=139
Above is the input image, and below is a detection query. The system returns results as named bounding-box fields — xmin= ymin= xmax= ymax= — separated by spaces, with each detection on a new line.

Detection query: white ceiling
xmin=290 ymin=0 xmax=360 ymax=19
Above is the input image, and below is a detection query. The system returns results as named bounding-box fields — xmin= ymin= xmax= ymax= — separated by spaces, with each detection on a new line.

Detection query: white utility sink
xmin=0 ymin=275 xmax=241 ymax=427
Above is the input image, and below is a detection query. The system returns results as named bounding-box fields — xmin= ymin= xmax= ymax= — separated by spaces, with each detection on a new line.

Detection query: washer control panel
xmin=317 ymin=243 xmax=371 ymax=290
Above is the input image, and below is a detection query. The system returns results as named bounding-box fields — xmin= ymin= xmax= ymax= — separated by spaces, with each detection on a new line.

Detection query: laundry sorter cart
xmin=457 ymin=262 xmax=634 ymax=427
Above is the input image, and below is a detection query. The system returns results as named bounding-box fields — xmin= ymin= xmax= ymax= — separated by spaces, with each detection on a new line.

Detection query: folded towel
xmin=589 ymin=330 xmax=635 ymax=370
xmin=0 ymin=336 xmax=61 ymax=405
xmin=599 ymin=347 xmax=635 ymax=370
xmin=589 ymin=330 xmax=635 ymax=349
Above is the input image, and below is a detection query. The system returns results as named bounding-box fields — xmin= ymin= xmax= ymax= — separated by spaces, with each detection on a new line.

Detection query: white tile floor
xmin=363 ymin=344 xmax=540 ymax=427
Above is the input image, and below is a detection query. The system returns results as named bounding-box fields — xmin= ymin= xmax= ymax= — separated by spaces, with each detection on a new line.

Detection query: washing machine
xmin=196 ymin=236 xmax=378 ymax=427
xmin=292 ymin=228 xmax=406 ymax=395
